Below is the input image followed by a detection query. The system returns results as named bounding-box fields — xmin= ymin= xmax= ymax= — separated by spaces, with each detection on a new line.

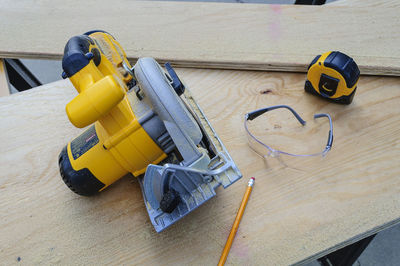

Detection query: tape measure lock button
xmin=308 ymin=54 xmax=321 ymax=70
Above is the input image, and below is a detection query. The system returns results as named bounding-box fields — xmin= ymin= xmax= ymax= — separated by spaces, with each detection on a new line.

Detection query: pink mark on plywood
xmin=231 ymin=237 xmax=250 ymax=258
xmin=268 ymin=5 xmax=282 ymax=39
xmin=270 ymin=4 xmax=282 ymax=14
xmin=269 ymin=21 xmax=281 ymax=39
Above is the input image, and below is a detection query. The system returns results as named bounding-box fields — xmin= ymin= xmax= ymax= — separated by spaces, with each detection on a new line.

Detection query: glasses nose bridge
xmin=268 ymin=149 xmax=280 ymax=158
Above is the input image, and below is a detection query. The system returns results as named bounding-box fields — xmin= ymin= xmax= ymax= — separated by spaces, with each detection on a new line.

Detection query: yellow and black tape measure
xmin=305 ymin=51 xmax=360 ymax=104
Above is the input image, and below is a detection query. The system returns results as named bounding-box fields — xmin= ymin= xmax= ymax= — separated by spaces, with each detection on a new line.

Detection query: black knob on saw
xmin=165 ymin=63 xmax=185 ymax=96
xmin=160 ymin=189 xmax=180 ymax=213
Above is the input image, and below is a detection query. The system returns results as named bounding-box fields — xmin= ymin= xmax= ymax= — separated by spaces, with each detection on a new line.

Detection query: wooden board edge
xmin=0 ymin=59 xmax=10 ymax=96
xmin=0 ymin=53 xmax=398 ymax=77
xmin=298 ymin=218 xmax=400 ymax=265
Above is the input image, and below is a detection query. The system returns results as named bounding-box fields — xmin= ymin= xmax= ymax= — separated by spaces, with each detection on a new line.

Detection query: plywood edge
xmin=298 ymin=218 xmax=400 ymax=265
xmin=0 ymin=53 xmax=397 ymax=77
xmin=328 ymin=0 xmax=398 ymax=7
xmin=0 ymin=59 xmax=10 ymax=96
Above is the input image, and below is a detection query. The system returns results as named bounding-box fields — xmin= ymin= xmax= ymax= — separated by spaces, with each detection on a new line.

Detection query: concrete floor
xmin=5 ymin=1 xmax=400 ymax=265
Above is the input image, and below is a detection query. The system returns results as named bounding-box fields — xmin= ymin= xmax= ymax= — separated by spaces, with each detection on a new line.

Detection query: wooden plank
xmin=0 ymin=59 xmax=10 ymax=96
xmin=0 ymin=68 xmax=399 ymax=265
xmin=0 ymin=0 xmax=399 ymax=76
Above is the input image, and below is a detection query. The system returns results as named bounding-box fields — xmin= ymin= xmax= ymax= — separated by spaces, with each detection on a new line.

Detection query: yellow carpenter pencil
xmin=218 ymin=177 xmax=255 ymax=266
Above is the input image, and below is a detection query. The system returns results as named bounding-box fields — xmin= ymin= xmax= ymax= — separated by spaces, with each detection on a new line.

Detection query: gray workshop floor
xmin=6 ymin=1 xmax=399 ymax=265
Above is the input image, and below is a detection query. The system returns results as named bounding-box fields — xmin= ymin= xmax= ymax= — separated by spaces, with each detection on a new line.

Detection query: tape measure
xmin=305 ymin=51 xmax=360 ymax=104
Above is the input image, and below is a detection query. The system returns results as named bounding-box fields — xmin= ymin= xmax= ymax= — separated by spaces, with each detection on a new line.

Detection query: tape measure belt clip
xmin=319 ymin=74 xmax=339 ymax=97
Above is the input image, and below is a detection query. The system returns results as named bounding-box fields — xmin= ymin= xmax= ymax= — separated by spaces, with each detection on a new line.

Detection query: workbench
xmin=1 ymin=0 xmax=400 ymax=264
xmin=1 ymin=67 xmax=399 ymax=265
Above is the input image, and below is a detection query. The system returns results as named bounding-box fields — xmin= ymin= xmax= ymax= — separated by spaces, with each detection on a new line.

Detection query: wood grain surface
xmin=0 ymin=0 xmax=399 ymax=76
xmin=0 ymin=68 xmax=399 ymax=265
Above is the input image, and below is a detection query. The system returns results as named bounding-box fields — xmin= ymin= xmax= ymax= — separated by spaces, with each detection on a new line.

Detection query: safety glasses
xmin=244 ymin=105 xmax=333 ymax=167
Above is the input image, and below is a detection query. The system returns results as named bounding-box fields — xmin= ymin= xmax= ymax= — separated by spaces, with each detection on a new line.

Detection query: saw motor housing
xmin=58 ymin=31 xmax=242 ymax=232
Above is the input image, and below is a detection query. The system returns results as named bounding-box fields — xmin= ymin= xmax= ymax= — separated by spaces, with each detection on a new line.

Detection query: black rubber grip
xmin=58 ymin=146 xmax=105 ymax=196
xmin=61 ymin=34 xmax=101 ymax=78
xmin=324 ymin=51 xmax=360 ymax=88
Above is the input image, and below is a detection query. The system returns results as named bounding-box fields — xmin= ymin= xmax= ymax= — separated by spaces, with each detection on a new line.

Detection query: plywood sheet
xmin=0 ymin=68 xmax=399 ymax=265
xmin=0 ymin=0 xmax=399 ymax=76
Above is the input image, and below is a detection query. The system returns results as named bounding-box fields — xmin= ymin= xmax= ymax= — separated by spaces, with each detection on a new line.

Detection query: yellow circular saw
xmin=58 ymin=30 xmax=242 ymax=232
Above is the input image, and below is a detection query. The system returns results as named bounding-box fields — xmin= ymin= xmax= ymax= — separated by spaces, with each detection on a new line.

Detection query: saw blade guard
xmin=133 ymin=58 xmax=242 ymax=232
xmin=134 ymin=58 xmax=203 ymax=165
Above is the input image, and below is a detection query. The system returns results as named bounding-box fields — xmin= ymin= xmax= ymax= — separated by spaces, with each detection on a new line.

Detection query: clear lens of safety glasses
xmin=244 ymin=105 xmax=333 ymax=170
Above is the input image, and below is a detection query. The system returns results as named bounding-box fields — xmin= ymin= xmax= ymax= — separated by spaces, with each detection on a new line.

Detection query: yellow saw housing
xmin=59 ymin=31 xmax=166 ymax=195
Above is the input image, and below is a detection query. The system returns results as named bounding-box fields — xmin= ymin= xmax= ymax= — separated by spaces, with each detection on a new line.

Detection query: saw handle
xmin=61 ymin=34 xmax=102 ymax=79
xmin=61 ymin=31 xmax=131 ymax=128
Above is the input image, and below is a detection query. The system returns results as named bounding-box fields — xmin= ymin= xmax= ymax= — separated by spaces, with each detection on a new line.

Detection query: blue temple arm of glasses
xmin=245 ymin=105 xmax=306 ymax=125
xmin=314 ymin=113 xmax=334 ymax=149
